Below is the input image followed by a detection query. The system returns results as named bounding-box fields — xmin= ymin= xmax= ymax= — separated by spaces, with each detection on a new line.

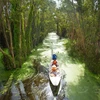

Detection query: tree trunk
xmin=6 ymin=3 xmax=16 ymax=68
xmin=2 ymin=15 xmax=10 ymax=49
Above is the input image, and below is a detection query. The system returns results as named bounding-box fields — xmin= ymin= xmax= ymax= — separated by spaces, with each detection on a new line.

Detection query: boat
xmin=49 ymin=65 xmax=61 ymax=96
xmin=49 ymin=66 xmax=61 ymax=86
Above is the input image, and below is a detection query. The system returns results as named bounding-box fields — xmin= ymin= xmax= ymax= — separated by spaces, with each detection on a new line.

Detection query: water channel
xmin=32 ymin=32 xmax=100 ymax=100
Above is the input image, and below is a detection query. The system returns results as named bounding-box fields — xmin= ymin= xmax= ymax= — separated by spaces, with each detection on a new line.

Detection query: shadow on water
xmin=56 ymin=50 xmax=100 ymax=100
xmin=67 ymin=71 xmax=100 ymax=100
xmin=11 ymin=82 xmax=21 ymax=100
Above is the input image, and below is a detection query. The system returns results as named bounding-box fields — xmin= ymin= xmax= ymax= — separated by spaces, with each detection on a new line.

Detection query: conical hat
xmin=52 ymin=65 xmax=57 ymax=71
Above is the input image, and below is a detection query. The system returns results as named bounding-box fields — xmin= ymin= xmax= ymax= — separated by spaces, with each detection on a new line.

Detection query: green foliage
xmin=59 ymin=0 xmax=100 ymax=74
xmin=13 ymin=62 xmax=35 ymax=81
xmin=0 ymin=0 xmax=58 ymax=82
xmin=0 ymin=52 xmax=13 ymax=82
xmin=0 ymin=53 xmax=35 ymax=82
xmin=1 ymin=49 xmax=14 ymax=70
xmin=2 ymin=54 xmax=14 ymax=70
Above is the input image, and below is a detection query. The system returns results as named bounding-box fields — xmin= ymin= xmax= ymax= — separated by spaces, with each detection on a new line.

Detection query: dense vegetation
xmin=0 ymin=0 xmax=57 ymax=69
xmin=0 ymin=0 xmax=100 ymax=74
xmin=57 ymin=0 xmax=100 ymax=74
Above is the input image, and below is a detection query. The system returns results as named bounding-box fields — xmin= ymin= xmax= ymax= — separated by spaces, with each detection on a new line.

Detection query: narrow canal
xmin=32 ymin=32 xmax=100 ymax=100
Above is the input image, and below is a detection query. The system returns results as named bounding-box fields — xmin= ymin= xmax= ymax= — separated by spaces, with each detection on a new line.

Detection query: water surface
xmin=32 ymin=32 xmax=100 ymax=100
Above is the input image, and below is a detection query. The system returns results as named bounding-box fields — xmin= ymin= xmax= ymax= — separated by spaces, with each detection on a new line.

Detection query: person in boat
xmin=50 ymin=54 xmax=59 ymax=76
xmin=51 ymin=54 xmax=59 ymax=67
xmin=50 ymin=65 xmax=58 ymax=76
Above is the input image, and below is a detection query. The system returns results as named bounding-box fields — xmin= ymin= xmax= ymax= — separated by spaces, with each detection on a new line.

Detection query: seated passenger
xmin=50 ymin=65 xmax=58 ymax=76
xmin=51 ymin=54 xmax=59 ymax=67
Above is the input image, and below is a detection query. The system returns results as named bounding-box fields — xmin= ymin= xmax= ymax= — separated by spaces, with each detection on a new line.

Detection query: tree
xmin=0 ymin=0 xmax=57 ymax=70
xmin=60 ymin=0 xmax=100 ymax=74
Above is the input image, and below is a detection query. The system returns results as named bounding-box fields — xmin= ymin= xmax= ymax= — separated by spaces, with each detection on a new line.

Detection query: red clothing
xmin=52 ymin=60 xmax=58 ymax=66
